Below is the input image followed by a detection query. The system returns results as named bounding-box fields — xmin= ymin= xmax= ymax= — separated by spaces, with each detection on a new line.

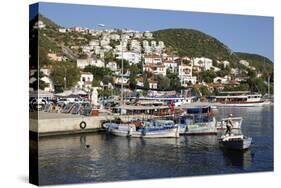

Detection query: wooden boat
xmin=104 ymin=121 xmax=180 ymax=138
xmin=219 ymin=134 xmax=252 ymax=150
xmin=177 ymin=106 xmax=217 ymax=135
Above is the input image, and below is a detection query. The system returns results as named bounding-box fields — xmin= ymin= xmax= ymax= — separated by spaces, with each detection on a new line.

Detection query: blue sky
xmin=30 ymin=2 xmax=274 ymax=61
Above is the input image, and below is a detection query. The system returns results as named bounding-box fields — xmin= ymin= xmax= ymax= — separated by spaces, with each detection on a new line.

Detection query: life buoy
xmin=80 ymin=121 xmax=87 ymax=129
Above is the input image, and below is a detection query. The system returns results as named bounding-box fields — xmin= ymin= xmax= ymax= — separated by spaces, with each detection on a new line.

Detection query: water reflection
xmin=222 ymin=149 xmax=253 ymax=170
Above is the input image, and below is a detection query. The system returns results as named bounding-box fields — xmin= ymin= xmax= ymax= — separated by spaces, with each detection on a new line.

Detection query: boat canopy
xmin=186 ymin=106 xmax=211 ymax=114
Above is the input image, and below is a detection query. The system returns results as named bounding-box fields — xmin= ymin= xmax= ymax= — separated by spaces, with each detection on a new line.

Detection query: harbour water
xmin=34 ymin=106 xmax=273 ymax=185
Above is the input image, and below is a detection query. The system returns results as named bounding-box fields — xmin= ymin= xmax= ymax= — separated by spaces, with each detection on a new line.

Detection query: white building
xmin=213 ymin=75 xmax=231 ymax=84
xmin=222 ymin=60 xmax=230 ymax=68
xmin=130 ymin=40 xmax=142 ymax=52
xmin=89 ymin=40 xmax=100 ymax=46
xmin=144 ymin=55 xmax=162 ymax=64
xmin=144 ymin=46 xmax=152 ymax=54
xmin=113 ymin=76 xmax=129 ymax=85
xmin=106 ymin=61 xmax=118 ymax=71
xmin=239 ymin=60 xmax=250 ymax=67
xmin=110 ymin=34 xmax=120 ymax=41
xmin=143 ymin=64 xmax=167 ymax=76
xmin=77 ymin=72 xmax=94 ymax=90
xmin=178 ymin=65 xmax=197 ymax=85
xmin=58 ymin=28 xmax=66 ymax=33
xmin=134 ymin=32 xmax=143 ymax=38
xmin=76 ymin=58 xmax=94 ymax=69
xmin=47 ymin=53 xmax=66 ymax=62
xmin=163 ymin=61 xmax=178 ymax=72
xmin=33 ymin=20 xmax=45 ymax=29
xmin=116 ymin=51 xmax=141 ymax=64
xmin=192 ymin=57 xmax=213 ymax=70
xmin=165 ymin=55 xmax=180 ymax=62
xmin=151 ymin=41 xmax=157 ymax=47
xmin=144 ymin=31 xmax=153 ymax=39
xmin=136 ymin=78 xmax=158 ymax=89
xmin=231 ymin=68 xmax=240 ymax=75
xmin=158 ymin=41 xmax=165 ymax=48
xmin=100 ymin=38 xmax=110 ymax=46
xmin=142 ymin=40 xmax=149 ymax=47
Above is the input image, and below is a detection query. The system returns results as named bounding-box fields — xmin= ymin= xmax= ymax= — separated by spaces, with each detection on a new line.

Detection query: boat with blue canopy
xmin=177 ymin=105 xmax=217 ymax=135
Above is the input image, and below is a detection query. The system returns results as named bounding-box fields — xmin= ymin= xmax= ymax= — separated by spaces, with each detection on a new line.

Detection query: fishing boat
xmin=216 ymin=116 xmax=243 ymax=130
xmin=177 ymin=106 xmax=217 ymax=135
xmin=219 ymin=134 xmax=252 ymax=150
xmin=104 ymin=120 xmax=180 ymax=138
xmin=210 ymin=91 xmax=268 ymax=107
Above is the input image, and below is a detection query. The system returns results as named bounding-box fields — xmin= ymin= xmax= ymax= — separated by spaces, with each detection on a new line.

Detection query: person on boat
xmin=225 ymin=114 xmax=234 ymax=136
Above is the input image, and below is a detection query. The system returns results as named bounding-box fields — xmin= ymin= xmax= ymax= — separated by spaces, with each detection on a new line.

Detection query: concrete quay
xmin=30 ymin=112 xmax=112 ymax=137
xmin=29 ymin=112 xmax=154 ymax=137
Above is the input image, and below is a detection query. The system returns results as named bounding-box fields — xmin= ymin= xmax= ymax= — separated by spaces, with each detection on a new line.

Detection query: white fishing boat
xmin=177 ymin=106 xmax=217 ymax=135
xmin=210 ymin=91 xmax=268 ymax=107
xmin=216 ymin=116 xmax=243 ymax=130
xmin=104 ymin=121 xmax=180 ymax=138
xmin=219 ymin=134 xmax=252 ymax=150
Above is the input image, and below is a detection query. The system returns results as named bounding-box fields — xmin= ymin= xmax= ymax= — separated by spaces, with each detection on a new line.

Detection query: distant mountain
xmin=153 ymin=28 xmax=238 ymax=62
xmin=234 ymin=52 xmax=273 ymax=73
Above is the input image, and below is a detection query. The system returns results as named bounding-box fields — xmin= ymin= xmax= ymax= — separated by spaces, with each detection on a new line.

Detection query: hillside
xmin=235 ymin=52 xmax=273 ymax=73
xmin=31 ymin=15 xmax=273 ymax=76
xmin=153 ymin=28 xmax=238 ymax=62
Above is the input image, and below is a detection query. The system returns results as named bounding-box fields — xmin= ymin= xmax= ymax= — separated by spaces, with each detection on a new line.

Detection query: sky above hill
xmin=30 ymin=2 xmax=274 ymax=61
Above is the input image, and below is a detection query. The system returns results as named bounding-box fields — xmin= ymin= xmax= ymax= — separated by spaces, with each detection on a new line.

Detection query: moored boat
xmin=219 ymin=134 xmax=252 ymax=150
xmin=210 ymin=91 xmax=268 ymax=107
xmin=104 ymin=120 xmax=180 ymax=138
xmin=177 ymin=105 xmax=217 ymax=135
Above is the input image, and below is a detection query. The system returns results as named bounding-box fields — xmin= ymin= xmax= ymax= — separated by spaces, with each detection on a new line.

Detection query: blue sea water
xmin=35 ymin=106 xmax=273 ymax=185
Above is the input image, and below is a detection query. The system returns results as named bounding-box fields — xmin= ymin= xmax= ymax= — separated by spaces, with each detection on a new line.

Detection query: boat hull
xmin=215 ymin=101 xmax=268 ymax=107
xmin=219 ymin=137 xmax=252 ymax=150
xmin=179 ymin=121 xmax=217 ymax=135
xmin=108 ymin=125 xmax=180 ymax=138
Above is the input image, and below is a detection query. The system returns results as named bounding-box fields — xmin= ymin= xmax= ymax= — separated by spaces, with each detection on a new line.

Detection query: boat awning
xmin=29 ymin=90 xmax=54 ymax=98
xmin=186 ymin=106 xmax=211 ymax=114
xmin=115 ymin=105 xmax=170 ymax=110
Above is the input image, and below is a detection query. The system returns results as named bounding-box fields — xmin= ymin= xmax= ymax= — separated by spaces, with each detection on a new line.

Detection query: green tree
xmin=191 ymin=86 xmax=200 ymax=96
xmin=104 ymin=51 xmax=115 ymax=63
xmin=199 ymin=86 xmax=210 ymax=96
xmin=50 ymin=61 xmax=80 ymax=90
xmin=92 ymin=78 xmax=100 ymax=87
xmin=199 ymin=70 xmax=216 ymax=83
xmin=84 ymin=65 xmax=112 ymax=81
xmin=116 ymin=59 xmax=130 ymax=73
xmin=128 ymin=64 xmax=139 ymax=89
xmin=166 ymin=71 xmax=181 ymax=91
xmin=157 ymin=75 xmax=170 ymax=90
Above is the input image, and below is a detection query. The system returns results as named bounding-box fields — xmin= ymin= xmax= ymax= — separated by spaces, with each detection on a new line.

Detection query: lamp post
xmin=64 ymin=67 xmax=67 ymax=90
xmin=121 ymin=30 xmax=124 ymax=107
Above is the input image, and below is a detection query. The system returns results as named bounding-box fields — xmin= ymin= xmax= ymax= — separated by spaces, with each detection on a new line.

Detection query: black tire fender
xmin=80 ymin=121 xmax=87 ymax=129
